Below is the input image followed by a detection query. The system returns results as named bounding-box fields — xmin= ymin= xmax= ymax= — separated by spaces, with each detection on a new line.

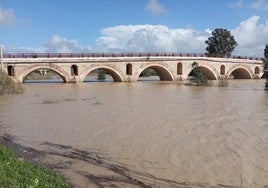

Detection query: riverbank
xmin=0 ymin=134 xmax=243 ymax=188
xmin=0 ymin=133 xmax=71 ymax=188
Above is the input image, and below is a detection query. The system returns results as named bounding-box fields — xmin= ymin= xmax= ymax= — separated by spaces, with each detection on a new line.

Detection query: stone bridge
xmin=2 ymin=53 xmax=264 ymax=83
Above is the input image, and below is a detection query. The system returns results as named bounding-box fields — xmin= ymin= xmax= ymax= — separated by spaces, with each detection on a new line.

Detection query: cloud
xmin=4 ymin=35 xmax=91 ymax=53
xmin=228 ymin=0 xmax=243 ymax=8
xmin=0 ymin=6 xmax=16 ymax=26
xmin=95 ymin=16 xmax=268 ymax=57
xmin=43 ymin=35 xmax=91 ymax=53
xmin=146 ymin=0 xmax=167 ymax=15
xmin=232 ymin=15 xmax=268 ymax=56
xmin=251 ymin=0 xmax=268 ymax=11
xmin=96 ymin=25 xmax=210 ymax=53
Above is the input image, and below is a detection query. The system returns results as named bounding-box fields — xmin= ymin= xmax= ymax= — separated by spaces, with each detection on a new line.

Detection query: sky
xmin=0 ymin=0 xmax=268 ymax=57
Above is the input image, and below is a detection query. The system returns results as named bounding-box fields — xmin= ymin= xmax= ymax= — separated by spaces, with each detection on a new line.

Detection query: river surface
xmin=0 ymin=80 xmax=268 ymax=187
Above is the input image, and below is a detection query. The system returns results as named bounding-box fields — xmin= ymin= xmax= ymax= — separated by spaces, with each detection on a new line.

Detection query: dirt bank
xmin=0 ymin=133 xmax=244 ymax=188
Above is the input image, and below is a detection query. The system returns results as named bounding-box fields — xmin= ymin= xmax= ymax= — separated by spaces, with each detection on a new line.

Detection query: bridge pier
xmin=218 ymin=75 xmax=228 ymax=80
xmin=68 ymin=76 xmax=81 ymax=83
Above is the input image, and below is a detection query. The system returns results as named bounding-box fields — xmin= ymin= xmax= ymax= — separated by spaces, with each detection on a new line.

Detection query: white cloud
xmin=96 ymin=25 xmax=210 ymax=53
xmin=95 ymin=16 xmax=268 ymax=57
xmin=251 ymin=0 xmax=268 ymax=11
xmin=0 ymin=6 xmax=16 ymax=26
xmin=232 ymin=15 xmax=268 ymax=56
xmin=4 ymin=35 xmax=91 ymax=53
xmin=43 ymin=35 xmax=91 ymax=53
xmin=146 ymin=0 xmax=167 ymax=15
xmin=228 ymin=0 xmax=243 ymax=8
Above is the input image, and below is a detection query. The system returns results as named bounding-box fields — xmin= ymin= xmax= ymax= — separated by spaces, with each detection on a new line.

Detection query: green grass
xmin=0 ymin=145 xmax=70 ymax=188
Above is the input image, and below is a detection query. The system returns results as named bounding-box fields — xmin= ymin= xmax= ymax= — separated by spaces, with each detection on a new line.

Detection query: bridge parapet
xmin=3 ymin=56 xmax=262 ymax=65
xmin=3 ymin=52 xmax=263 ymax=61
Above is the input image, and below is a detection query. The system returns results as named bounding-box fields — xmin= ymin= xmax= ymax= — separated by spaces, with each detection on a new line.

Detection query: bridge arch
xmin=186 ymin=64 xmax=219 ymax=80
xmin=80 ymin=65 xmax=124 ymax=82
xmin=226 ymin=65 xmax=252 ymax=79
xmin=134 ymin=64 xmax=174 ymax=81
xmin=17 ymin=65 xmax=70 ymax=83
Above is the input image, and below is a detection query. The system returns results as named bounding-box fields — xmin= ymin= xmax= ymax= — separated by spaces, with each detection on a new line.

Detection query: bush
xmin=0 ymin=145 xmax=69 ymax=188
xmin=0 ymin=72 xmax=24 ymax=95
xmin=188 ymin=62 xmax=208 ymax=86
xmin=140 ymin=68 xmax=157 ymax=77
xmin=96 ymin=69 xmax=107 ymax=81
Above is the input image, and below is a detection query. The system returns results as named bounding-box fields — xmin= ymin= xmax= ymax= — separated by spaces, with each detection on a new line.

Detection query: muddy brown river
xmin=0 ymin=80 xmax=267 ymax=187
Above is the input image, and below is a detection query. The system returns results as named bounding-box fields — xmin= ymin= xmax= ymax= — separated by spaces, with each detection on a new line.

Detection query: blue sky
xmin=1 ymin=0 xmax=268 ymax=56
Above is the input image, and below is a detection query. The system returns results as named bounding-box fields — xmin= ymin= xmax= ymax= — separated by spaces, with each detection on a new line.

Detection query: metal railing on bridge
xmin=3 ymin=52 xmax=263 ymax=61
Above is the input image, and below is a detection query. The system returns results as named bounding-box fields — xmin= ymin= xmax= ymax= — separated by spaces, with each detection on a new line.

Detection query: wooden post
xmin=0 ymin=45 xmax=3 ymax=72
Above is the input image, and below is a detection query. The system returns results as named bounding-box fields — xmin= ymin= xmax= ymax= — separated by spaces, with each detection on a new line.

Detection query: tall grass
xmin=0 ymin=71 xmax=24 ymax=95
xmin=0 ymin=145 xmax=70 ymax=188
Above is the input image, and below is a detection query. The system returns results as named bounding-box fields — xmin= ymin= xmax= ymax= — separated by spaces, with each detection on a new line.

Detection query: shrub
xmin=188 ymin=62 xmax=208 ymax=86
xmin=0 ymin=72 xmax=24 ymax=95
xmin=0 ymin=145 xmax=69 ymax=188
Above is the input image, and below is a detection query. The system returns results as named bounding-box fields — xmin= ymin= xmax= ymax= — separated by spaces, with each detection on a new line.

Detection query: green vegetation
xmin=93 ymin=100 xmax=101 ymax=105
xmin=188 ymin=62 xmax=208 ymax=86
xmin=42 ymin=97 xmax=59 ymax=104
xmin=140 ymin=68 xmax=157 ymax=77
xmin=205 ymin=28 xmax=238 ymax=57
xmin=96 ymin=69 xmax=107 ymax=81
xmin=0 ymin=145 xmax=69 ymax=188
xmin=263 ymin=44 xmax=268 ymax=90
xmin=0 ymin=71 xmax=24 ymax=95
xmin=41 ymin=96 xmax=75 ymax=104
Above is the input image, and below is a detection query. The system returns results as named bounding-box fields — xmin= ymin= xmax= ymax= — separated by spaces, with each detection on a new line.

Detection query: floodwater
xmin=0 ymin=80 xmax=268 ymax=187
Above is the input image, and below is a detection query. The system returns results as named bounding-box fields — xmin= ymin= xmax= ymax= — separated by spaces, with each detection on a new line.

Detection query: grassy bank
xmin=0 ymin=135 xmax=70 ymax=188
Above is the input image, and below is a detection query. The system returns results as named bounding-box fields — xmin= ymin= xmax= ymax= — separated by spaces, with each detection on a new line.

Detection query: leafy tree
xmin=96 ymin=69 xmax=107 ymax=81
xmin=263 ymin=44 xmax=268 ymax=90
xmin=189 ymin=62 xmax=208 ymax=86
xmin=140 ymin=68 xmax=157 ymax=77
xmin=205 ymin=28 xmax=238 ymax=57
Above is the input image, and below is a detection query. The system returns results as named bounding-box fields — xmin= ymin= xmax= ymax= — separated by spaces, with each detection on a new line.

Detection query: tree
xmin=189 ymin=62 xmax=208 ymax=86
xmin=140 ymin=68 xmax=157 ymax=77
xmin=205 ymin=28 xmax=238 ymax=57
xmin=96 ymin=69 xmax=106 ymax=81
xmin=263 ymin=45 xmax=268 ymax=90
